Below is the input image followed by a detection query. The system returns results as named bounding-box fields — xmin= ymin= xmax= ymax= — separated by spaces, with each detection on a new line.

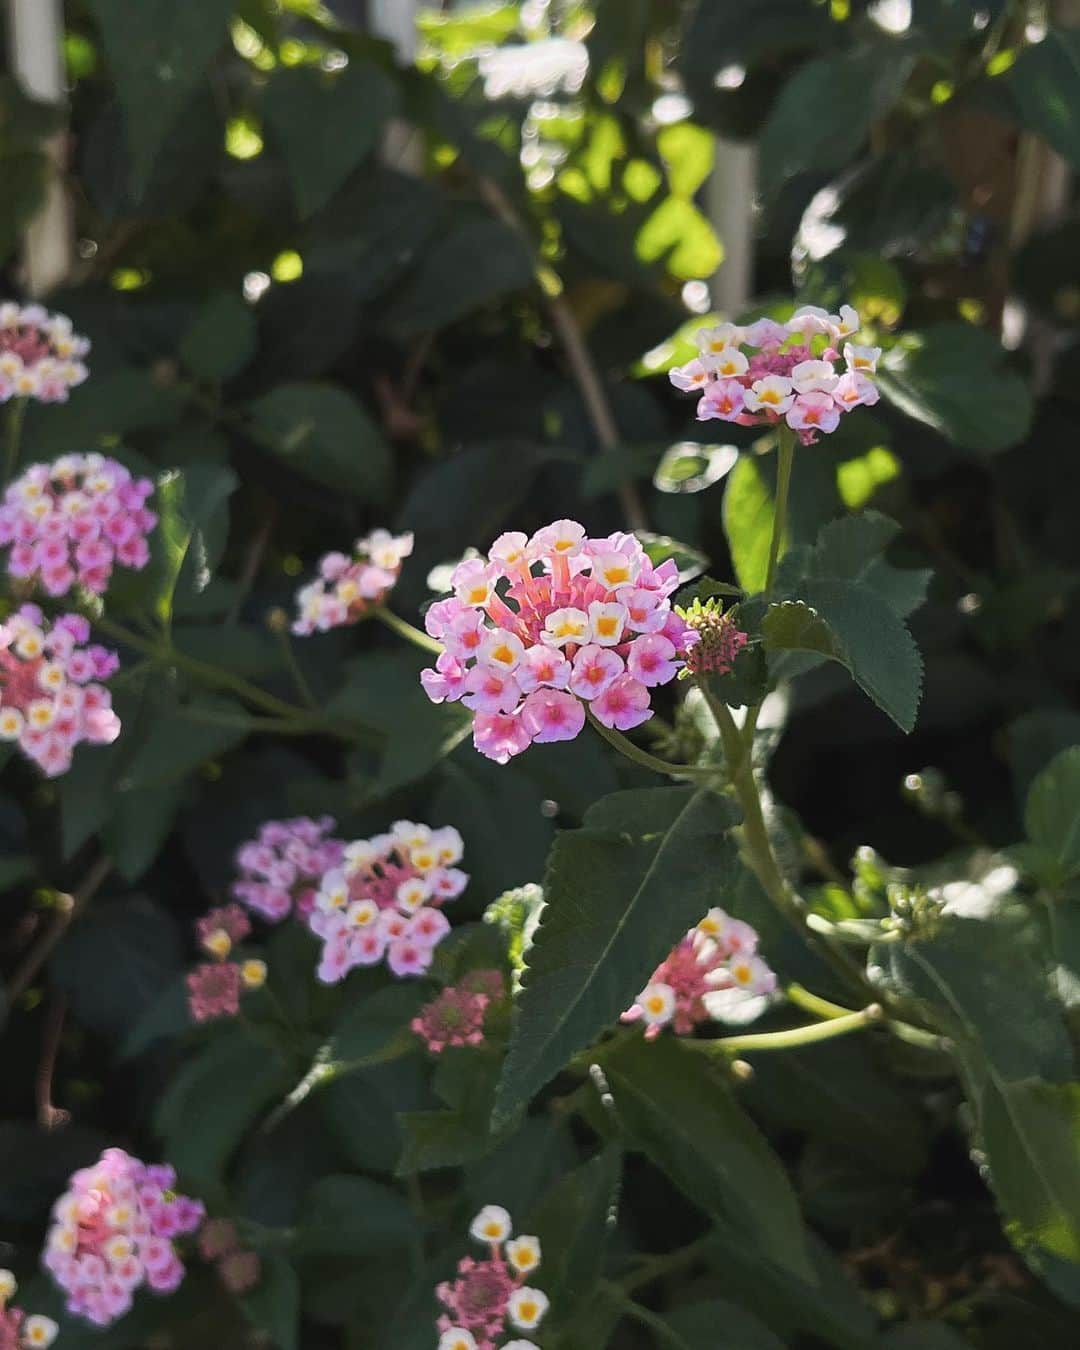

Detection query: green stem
xmin=93 ymin=614 xmax=374 ymax=746
xmin=274 ymin=627 xmax=318 ymax=710
xmin=785 ymin=983 xmax=858 ymax=1021
xmin=618 ymin=1237 xmax=711 ymax=1294
xmin=687 ymin=1005 xmax=882 ymax=1057
xmin=602 ymin=1284 xmax=685 ymax=1349
xmin=764 ymin=424 xmax=796 ymax=593
xmin=587 ymin=710 xmax=719 ymax=781
xmin=373 ymin=606 xmax=443 ymax=654
xmin=5 ymin=397 xmax=27 ymax=482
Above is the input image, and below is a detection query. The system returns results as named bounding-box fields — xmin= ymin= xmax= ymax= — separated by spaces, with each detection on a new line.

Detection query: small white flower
xmin=438 ymin=1329 xmax=478 ymax=1350
xmin=790 ymin=359 xmax=838 ymax=394
xmin=638 ymin=982 xmax=676 ymax=1027
xmin=588 ymin=601 xmax=628 ymax=646
xmin=541 ymin=606 xmax=590 ymax=648
xmin=506 ymin=1234 xmax=542 ymax=1274
xmin=469 ymin=1204 xmax=513 ymax=1245
xmin=843 ymin=342 xmax=882 ymax=374
xmin=22 ymin=1316 xmax=59 ymax=1349
xmin=743 ymin=375 xmax=794 ymax=414
xmin=0 ymin=1269 xmax=16 ymax=1300
xmin=508 ymin=1286 xmax=550 ymax=1331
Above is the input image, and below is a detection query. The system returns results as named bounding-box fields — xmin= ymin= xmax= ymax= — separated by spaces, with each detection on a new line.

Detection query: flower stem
xmin=764 ymin=425 xmax=796 ymax=593
xmin=273 ymin=627 xmax=318 ymax=710
xmin=688 ymin=1004 xmax=883 ymax=1057
xmin=587 ymin=710 xmax=719 ymax=781
xmin=372 ymin=605 xmax=443 ymax=654
xmin=4 ymin=397 xmax=27 ymax=482
xmin=785 ymin=982 xmax=859 ymax=1021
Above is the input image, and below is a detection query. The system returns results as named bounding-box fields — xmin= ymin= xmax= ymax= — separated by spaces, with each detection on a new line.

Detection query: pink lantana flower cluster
xmin=1 ymin=455 xmax=156 ymax=598
xmin=412 ymin=970 xmax=506 ymax=1054
xmin=420 ymin=521 xmax=694 ymax=763
xmin=0 ymin=1271 xmax=58 ymax=1349
xmin=622 ymin=908 xmax=776 ymax=1039
xmin=0 ymin=607 xmax=119 ymax=777
xmin=310 ymin=821 xmax=467 ymax=983
xmin=43 ymin=1149 xmax=205 ymax=1328
xmin=231 ymin=815 xmax=345 ymax=925
xmin=186 ymin=905 xmax=267 ymax=1023
xmin=437 ymin=1206 xmax=548 ymax=1350
xmin=669 ymin=306 xmax=880 ymax=445
xmin=0 ymin=302 xmax=89 ymax=404
xmin=293 ymin=529 xmax=414 ymax=635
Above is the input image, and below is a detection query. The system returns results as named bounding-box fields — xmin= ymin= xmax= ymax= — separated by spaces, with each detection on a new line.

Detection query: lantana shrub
xmin=4 ymin=4 xmax=1080 ymax=1348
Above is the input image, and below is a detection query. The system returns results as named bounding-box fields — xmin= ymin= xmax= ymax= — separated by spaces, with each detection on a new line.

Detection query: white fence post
xmin=5 ymin=0 xmax=74 ymax=297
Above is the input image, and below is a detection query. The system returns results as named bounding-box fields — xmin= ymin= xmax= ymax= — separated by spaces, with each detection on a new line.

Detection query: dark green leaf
xmin=86 ymin=0 xmax=233 ymax=191
xmin=664 ymin=1299 xmax=785 ymax=1350
xmin=529 ymin=1145 xmax=621 ymax=1317
xmin=118 ymin=694 xmax=252 ymax=789
xmin=180 ymin=292 xmax=257 ymax=381
xmin=494 ymin=787 xmax=740 ymax=1125
xmin=242 ymin=1251 xmax=300 ymax=1350
xmin=876 ymin=324 xmax=1033 ymax=454
xmin=723 ymin=453 xmax=777 ymax=592
xmin=297 ymin=1176 xmax=416 ymax=1257
xmin=1007 ymin=29 xmax=1080 ymax=170
xmin=1025 ymin=747 xmax=1080 ymax=882
xmin=263 ymin=60 xmax=398 ymax=217
xmin=248 ymin=382 xmax=392 ymax=503
xmin=602 ymin=1035 xmax=815 ymax=1280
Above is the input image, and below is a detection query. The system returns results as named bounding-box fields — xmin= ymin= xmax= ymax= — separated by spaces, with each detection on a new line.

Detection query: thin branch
xmin=35 ymin=995 xmax=70 ymax=1130
xmin=6 ymin=855 xmax=113 ymax=1007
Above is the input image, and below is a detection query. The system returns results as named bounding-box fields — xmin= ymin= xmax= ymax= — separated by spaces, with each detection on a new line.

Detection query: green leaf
xmin=385 ymin=218 xmax=534 ymax=336
xmin=637 ymin=531 xmax=709 ymax=582
xmin=636 ymin=196 xmax=722 ymax=280
xmin=602 ymin=1035 xmax=815 ymax=1281
xmin=529 ymin=1145 xmax=621 ymax=1317
xmin=664 ymin=1299 xmax=785 ymax=1350
xmin=760 ymin=45 xmax=915 ymax=196
xmin=763 ymin=584 xmax=923 ymax=732
xmin=21 ymin=368 xmax=184 ymax=459
xmin=242 ymin=1251 xmax=300 ymax=1350
xmin=86 ymin=0 xmax=233 ymax=191
xmin=180 ymin=291 xmax=258 ymax=381
xmin=118 ymin=694 xmax=252 ymax=789
xmin=263 ymin=60 xmax=398 ymax=217
xmin=723 ymin=453 xmax=778 ymax=592
xmin=399 ymin=1051 xmax=510 ymax=1174
xmin=653 ymin=441 xmax=738 ymax=495
xmin=155 ymin=1027 xmax=294 ymax=1186
xmin=1008 ymin=709 xmax=1080 ymax=806
xmin=494 ymin=787 xmax=740 ymax=1126
xmin=876 ymin=323 xmax=1033 ymax=453
xmin=1007 ymin=29 xmax=1080 ymax=170
xmin=248 ymin=382 xmax=392 ymax=503
xmin=52 ymin=896 xmax=183 ymax=1039
xmin=324 ymin=983 xmax=428 ymax=1070
xmin=296 ymin=1176 xmax=415 ymax=1257
xmin=1025 ymin=747 xmax=1080 ymax=882
xmin=104 ymin=782 xmax=185 ymax=881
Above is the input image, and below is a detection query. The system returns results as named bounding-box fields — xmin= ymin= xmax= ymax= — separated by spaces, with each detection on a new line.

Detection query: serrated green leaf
xmin=399 ymin=1051 xmax=510 ymax=1174
xmin=1025 ymin=747 xmax=1080 ymax=882
xmin=248 ymin=381 xmax=392 ymax=503
xmin=602 ymin=1035 xmax=815 ymax=1281
xmin=529 ymin=1145 xmax=621 ymax=1317
xmin=494 ymin=787 xmax=740 ymax=1125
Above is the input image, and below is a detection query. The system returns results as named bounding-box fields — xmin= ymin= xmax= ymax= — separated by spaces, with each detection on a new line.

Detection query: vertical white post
xmin=706 ymin=137 xmax=756 ymax=317
xmin=5 ymin=0 xmax=73 ymax=297
xmin=367 ymin=0 xmax=422 ymax=173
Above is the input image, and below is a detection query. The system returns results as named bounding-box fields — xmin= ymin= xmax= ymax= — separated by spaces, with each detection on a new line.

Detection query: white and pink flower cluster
xmin=310 ymin=821 xmax=467 ymax=983
xmin=293 ymin=529 xmax=414 ymax=635
xmin=43 ymin=1149 xmax=205 ymax=1328
xmin=669 ymin=306 xmax=880 ymax=445
xmin=437 ymin=1206 xmax=548 ymax=1350
xmin=0 ymin=607 xmax=119 ymax=777
xmin=0 ymin=1270 xmax=57 ymax=1348
xmin=0 ymin=455 xmax=156 ymax=598
xmin=420 ymin=521 xmax=694 ymax=763
xmin=231 ymin=815 xmax=345 ymax=925
xmin=623 ymin=907 xmax=776 ymax=1039
xmin=0 ymin=302 xmax=89 ymax=404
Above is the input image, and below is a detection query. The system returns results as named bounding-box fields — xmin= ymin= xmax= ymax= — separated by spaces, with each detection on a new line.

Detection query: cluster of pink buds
xmin=420 ymin=522 xmax=695 ymax=764
xmin=0 ymin=455 xmax=156 ymax=598
xmin=43 ymin=1149 xmax=205 ymax=1328
xmin=678 ymin=596 xmax=748 ymax=677
xmin=231 ymin=815 xmax=345 ymax=925
xmin=293 ymin=529 xmax=414 ymax=635
xmin=0 ymin=302 xmax=89 ymax=404
xmin=186 ymin=905 xmax=267 ymax=1023
xmin=0 ymin=607 xmax=119 ymax=778
xmin=0 ymin=1271 xmax=58 ymax=1348
xmin=197 ymin=1220 xmax=261 ymax=1296
xmin=622 ymin=908 xmax=776 ymax=1039
xmin=310 ymin=821 xmax=467 ymax=983
xmin=669 ymin=306 xmax=879 ymax=445
xmin=437 ymin=1206 xmax=548 ymax=1350
xmin=412 ymin=970 xmax=506 ymax=1054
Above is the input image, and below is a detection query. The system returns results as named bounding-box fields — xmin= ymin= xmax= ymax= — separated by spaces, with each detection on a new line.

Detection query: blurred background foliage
xmin=3 ymin=0 xmax=1080 ymax=1347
